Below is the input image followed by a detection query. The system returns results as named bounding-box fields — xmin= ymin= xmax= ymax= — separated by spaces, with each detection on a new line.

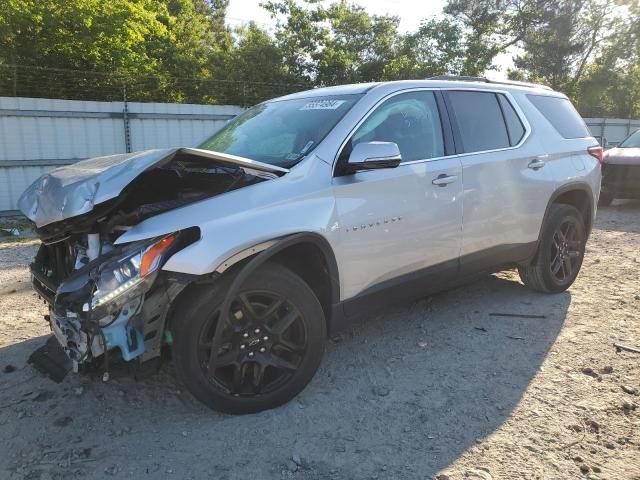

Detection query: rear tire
xmin=171 ymin=263 xmax=326 ymax=414
xmin=518 ymin=204 xmax=586 ymax=293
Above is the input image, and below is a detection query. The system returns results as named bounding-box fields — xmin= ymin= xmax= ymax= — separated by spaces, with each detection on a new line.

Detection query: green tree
xmin=262 ymin=0 xmax=326 ymax=82
xmin=511 ymin=0 xmax=617 ymax=93
xmin=0 ymin=0 xmax=225 ymax=101
xmin=384 ymin=19 xmax=466 ymax=79
xmin=215 ymin=22 xmax=308 ymax=105
xmin=263 ymin=0 xmax=402 ymax=85
xmin=443 ymin=0 xmax=544 ymax=75
xmin=569 ymin=0 xmax=640 ymax=118
xmin=313 ymin=2 xmax=400 ymax=84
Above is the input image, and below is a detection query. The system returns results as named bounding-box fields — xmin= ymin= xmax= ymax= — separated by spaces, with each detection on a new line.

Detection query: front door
xmin=332 ymin=90 xmax=463 ymax=303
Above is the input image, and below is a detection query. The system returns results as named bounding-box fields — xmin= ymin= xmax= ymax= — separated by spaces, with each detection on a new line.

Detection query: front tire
xmin=518 ymin=204 xmax=586 ymax=293
xmin=171 ymin=263 xmax=326 ymax=414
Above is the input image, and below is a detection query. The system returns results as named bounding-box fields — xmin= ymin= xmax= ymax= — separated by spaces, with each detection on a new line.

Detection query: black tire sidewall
xmin=537 ymin=205 xmax=586 ymax=293
xmin=171 ymin=263 xmax=326 ymax=414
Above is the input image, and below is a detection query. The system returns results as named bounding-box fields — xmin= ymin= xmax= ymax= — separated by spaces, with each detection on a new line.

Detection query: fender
xmin=207 ymin=233 xmax=342 ymax=358
xmin=112 ymin=155 xmax=339 ymax=277
xmin=215 ymin=232 xmax=341 ymax=308
xmin=538 ymin=182 xmax=596 ymax=246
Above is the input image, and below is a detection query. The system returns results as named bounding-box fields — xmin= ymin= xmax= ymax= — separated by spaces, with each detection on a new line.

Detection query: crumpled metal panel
xmin=18 ymin=149 xmax=175 ymax=228
xmin=18 ymin=148 xmax=289 ymax=228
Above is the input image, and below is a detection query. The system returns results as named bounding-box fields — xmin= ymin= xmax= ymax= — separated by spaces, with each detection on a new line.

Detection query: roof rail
xmin=428 ymin=75 xmax=553 ymax=91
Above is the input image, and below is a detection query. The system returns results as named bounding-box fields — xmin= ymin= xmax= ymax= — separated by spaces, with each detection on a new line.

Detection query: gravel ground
xmin=0 ymin=202 xmax=639 ymax=480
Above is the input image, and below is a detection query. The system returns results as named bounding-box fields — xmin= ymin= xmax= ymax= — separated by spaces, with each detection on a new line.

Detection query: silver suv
xmin=20 ymin=77 xmax=602 ymax=413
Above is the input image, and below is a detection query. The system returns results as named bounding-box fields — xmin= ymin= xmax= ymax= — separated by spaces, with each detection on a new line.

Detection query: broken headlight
xmin=88 ymin=234 xmax=177 ymax=321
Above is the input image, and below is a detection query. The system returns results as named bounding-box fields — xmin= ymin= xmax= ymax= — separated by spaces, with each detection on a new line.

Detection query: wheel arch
xmin=169 ymin=233 xmax=342 ymax=336
xmin=543 ymin=183 xmax=595 ymax=238
xmin=268 ymin=235 xmax=340 ymax=327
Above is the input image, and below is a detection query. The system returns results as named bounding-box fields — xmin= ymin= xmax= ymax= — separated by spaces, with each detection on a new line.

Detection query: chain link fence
xmin=0 ymin=65 xmax=310 ymax=107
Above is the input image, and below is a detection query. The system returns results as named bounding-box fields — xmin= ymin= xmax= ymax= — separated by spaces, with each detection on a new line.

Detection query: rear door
xmin=443 ymin=89 xmax=555 ymax=273
xmin=332 ymin=90 xmax=463 ymax=301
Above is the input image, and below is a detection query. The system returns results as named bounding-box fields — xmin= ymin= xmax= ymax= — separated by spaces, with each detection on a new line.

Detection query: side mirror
xmin=344 ymin=141 xmax=402 ymax=174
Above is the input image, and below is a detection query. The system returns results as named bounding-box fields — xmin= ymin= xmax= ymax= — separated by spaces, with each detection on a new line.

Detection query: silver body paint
xmin=20 ymin=80 xmax=601 ymax=303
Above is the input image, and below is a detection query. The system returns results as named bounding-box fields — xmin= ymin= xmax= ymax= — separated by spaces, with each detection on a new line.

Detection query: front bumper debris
xmin=28 ymin=336 xmax=73 ymax=383
xmin=33 ymin=269 xmax=192 ymax=381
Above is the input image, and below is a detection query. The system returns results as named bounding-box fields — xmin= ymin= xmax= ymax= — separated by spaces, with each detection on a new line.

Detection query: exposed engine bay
xmin=22 ymin=148 xmax=284 ymax=379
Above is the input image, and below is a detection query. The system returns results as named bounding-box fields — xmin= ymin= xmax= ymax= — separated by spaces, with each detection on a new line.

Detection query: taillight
xmin=588 ymin=145 xmax=603 ymax=163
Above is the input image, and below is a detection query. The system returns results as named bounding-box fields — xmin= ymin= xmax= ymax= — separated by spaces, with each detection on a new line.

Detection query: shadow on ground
xmin=0 ymin=273 xmax=570 ymax=480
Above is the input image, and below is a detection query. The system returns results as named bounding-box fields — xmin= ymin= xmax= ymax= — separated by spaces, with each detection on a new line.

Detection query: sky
xmin=226 ymin=0 xmax=447 ymax=33
xmin=226 ymin=0 xmax=511 ymax=78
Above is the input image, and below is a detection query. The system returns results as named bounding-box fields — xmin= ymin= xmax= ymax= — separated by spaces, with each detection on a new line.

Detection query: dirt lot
xmin=0 ymin=203 xmax=639 ymax=480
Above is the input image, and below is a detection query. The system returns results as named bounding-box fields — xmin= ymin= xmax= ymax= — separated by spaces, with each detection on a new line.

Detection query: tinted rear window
xmin=498 ymin=94 xmax=525 ymax=145
xmin=527 ymin=95 xmax=590 ymax=139
xmin=448 ymin=91 xmax=509 ymax=153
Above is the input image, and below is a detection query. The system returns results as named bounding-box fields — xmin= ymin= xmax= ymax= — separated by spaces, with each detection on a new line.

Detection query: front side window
xmin=199 ymin=94 xmax=362 ymax=168
xmin=447 ymin=91 xmax=510 ymax=153
xmin=347 ymin=91 xmax=445 ymax=163
xmin=620 ymin=130 xmax=640 ymax=148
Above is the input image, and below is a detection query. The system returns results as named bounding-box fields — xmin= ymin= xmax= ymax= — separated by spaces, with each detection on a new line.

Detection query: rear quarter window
xmin=527 ymin=95 xmax=590 ymax=139
xmin=497 ymin=94 xmax=525 ymax=145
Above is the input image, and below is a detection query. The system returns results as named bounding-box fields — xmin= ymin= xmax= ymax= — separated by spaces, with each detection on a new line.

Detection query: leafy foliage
xmin=0 ymin=0 xmax=639 ymax=117
xmin=506 ymin=0 xmax=640 ymax=117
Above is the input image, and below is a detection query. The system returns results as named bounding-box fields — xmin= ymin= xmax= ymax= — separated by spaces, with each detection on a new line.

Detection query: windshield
xmin=199 ymin=94 xmax=362 ymax=167
xmin=620 ymin=130 xmax=640 ymax=148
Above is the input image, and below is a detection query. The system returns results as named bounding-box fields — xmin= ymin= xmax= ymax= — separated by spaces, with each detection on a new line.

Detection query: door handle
xmin=432 ymin=174 xmax=457 ymax=186
xmin=527 ymin=157 xmax=547 ymax=170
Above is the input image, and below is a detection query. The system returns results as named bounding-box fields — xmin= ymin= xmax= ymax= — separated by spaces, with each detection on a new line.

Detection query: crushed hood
xmin=19 ymin=148 xmax=289 ymax=228
xmin=603 ymin=147 xmax=640 ymax=166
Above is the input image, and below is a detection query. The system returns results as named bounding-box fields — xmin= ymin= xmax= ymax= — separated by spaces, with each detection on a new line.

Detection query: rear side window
xmin=447 ymin=91 xmax=510 ymax=153
xmin=498 ymin=94 xmax=525 ymax=145
xmin=527 ymin=95 xmax=590 ymax=139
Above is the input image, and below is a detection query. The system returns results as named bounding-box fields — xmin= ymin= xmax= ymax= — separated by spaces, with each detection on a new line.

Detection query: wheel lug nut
xmin=243 ymin=333 xmax=249 ymax=338
xmin=259 ymin=347 xmax=265 ymax=352
xmin=248 ymin=352 xmax=254 ymax=357
xmin=240 ymin=344 xmax=246 ymax=349
xmin=254 ymin=328 xmax=260 ymax=334
xmin=263 ymin=336 xmax=268 ymax=341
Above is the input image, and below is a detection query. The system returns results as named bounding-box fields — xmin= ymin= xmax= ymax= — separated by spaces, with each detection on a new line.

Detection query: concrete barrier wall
xmin=584 ymin=117 xmax=640 ymax=147
xmin=0 ymin=97 xmax=244 ymax=212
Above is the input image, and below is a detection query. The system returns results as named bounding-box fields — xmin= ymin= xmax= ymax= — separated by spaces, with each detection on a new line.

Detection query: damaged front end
xmin=31 ymin=230 xmax=199 ymax=379
xmin=21 ymin=148 xmax=286 ymax=380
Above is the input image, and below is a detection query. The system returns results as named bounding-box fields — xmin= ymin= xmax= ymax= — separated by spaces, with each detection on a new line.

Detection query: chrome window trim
xmin=332 ymin=87 xmax=532 ymax=173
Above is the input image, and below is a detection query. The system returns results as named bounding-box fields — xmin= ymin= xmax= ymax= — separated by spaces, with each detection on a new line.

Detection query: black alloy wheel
xmin=171 ymin=263 xmax=326 ymax=414
xmin=549 ymin=218 xmax=583 ymax=284
xmin=197 ymin=291 xmax=308 ymax=396
xmin=518 ymin=204 xmax=586 ymax=293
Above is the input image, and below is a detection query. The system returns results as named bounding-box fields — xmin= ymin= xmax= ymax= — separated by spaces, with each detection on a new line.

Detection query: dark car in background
xmin=600 ymin=129 xmax=640 ymax=205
